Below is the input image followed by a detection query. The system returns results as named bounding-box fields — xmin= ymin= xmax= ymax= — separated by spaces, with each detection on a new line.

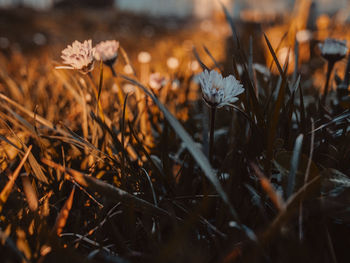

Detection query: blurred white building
xmin=193 ymin=0 xmax=232 ymax=18
xmin=116 ymin=0 xmax=232 ymax=18
xmin=116 ymin=0 xmax=193 ymax=18
xmin=0 ymin=0 xmax=53 ymax=9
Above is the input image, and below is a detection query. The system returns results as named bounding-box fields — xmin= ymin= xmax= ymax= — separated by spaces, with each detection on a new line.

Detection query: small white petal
xmin=55 ymin=65 xmax=75 ymax=70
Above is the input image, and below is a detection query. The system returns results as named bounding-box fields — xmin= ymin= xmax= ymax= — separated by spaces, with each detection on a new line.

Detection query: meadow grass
xmin=0 ymin=5 xmax=350 ymax=263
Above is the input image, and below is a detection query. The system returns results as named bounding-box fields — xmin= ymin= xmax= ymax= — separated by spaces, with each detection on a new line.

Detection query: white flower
xmin=196 ymin=69 xmax=244 ymax=108
xmin=94 ymin=40 xmax=119 ymax=64
xmin=319 ymin=38 xmax=348 ymax=62
xmin=57 ymin=40 xmax=95 ymax=74
xmin=123 ymin=84 xmax=135 ymax=93
xmin=149 ymin=72 xmax=167 ymax=90
xmin=137 ymin=51 xmax=151 ymax=64
xmin=166 ymin=57 xmax=179 ymax=70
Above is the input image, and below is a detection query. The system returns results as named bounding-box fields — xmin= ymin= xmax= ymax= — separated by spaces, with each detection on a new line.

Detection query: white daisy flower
xmin=57 ymin=40 xmax=95 ymax=74
xmin=319 ymin=38 xmax=348 ymax=62
xmin=196 ymin=69 xmax=244 ymax=108
xmin=94 ymin=40 xmax=119 ymax=65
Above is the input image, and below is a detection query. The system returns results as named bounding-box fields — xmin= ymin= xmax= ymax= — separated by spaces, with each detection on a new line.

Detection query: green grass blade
xmin=192 ymin=47 xmax=210 ymax=71
xmin=97 ymin=60 xmax=104 ymax=101
xmin=221 ymin=2 xmax=240 ymax=49
xmin=286 ymin=134 xmax=304 ymax=198
xmin=42 ymin=158 xmax=174 ymax=219
xmin=264 ymin=33 xmax=284 ymax=77
xmin=203 ymin=45 xmax=223 ymax=73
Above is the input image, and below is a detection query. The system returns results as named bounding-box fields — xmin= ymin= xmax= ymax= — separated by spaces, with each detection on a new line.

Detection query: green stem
xmin=209 ymin=106 xmax=216 ymax=164
xmin=321 ymin=61 xmax=335 ymax=105
xmin=109 ymin=64 xmax=117 ymax=77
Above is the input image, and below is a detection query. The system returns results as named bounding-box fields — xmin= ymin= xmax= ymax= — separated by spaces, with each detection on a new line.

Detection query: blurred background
xmin=1 ymin=2 xmax=350 ymax=262
xmin=1 ymin=0 xmax=350 ymax=90
xmin=1 ymin=0 xmax=350 ymax=55
xmin=0 ymin=0 xmax=349 ymax=17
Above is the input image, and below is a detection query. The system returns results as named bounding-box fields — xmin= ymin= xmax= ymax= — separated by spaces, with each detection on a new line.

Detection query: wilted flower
xmin=149 ymin=72 xmax=167 ymax=90
xmin=138 ymin=51 xmax=151 ymax=64
xmin=94 ymin=40 xmax=119 ymax=65
xmin=57 ymin=40 xmax=95 ymax=74
xmin=196 ymin=69 xmax=244 ymax=108
xmin=319 ymin=38 xmax=348 ymax=62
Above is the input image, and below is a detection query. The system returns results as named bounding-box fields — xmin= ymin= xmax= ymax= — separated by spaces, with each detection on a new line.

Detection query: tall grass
xmin=0 ymin=6 xmax=350 ymax=263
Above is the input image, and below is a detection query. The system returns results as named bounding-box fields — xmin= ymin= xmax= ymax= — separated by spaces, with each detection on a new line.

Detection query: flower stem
xmin=109 ymin=64 xmax=117 ymax=77
xmin=87 ymin=72 xmax=105 ymax=123
xmin=321 ymin=61 xmax=335 ymax=105
xmin=209 ymin=106 xmax=216 ymax=164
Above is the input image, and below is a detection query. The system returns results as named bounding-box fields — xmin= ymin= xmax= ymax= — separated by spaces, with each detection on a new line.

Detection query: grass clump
xmin=0 ymin=5 xmax=350 ymax=263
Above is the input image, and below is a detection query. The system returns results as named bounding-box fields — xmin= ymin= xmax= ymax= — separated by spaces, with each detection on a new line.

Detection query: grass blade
xmin=53 ymin=186 xmax=75 ymax=236
xmin=250 ymin=162 xmax=285 ymax=211
xmin=263 ymin=33 xmax=284 ymax=79
xmin=265 ymin=36 xmax=290 ymax=172
xmin=192 ymin=47 xmax=210 ymax=71
xmin=202 ymin=45 xmax=223 ymax=72
xmin=121 ymin=93 xmax=129 ymax=180
xmin=0 ymin=145 xmax=32 ymax=212
xmin=286 ymin=134 xmax=304 ymax=198
xmin=261 ymin=174 xmax=321 ymax=244
xmin=21 ymin=174 xmax=38 ymax=212
xmin=97 ymin=60 xmax=104 ymax=101
xmin=310 ymin=110 xmax=350 ymax=134
xmin=0 ymin=93 xmax=71 ymax=137
xmin=42 ymin=158 xmax=175 ymax=219
xmin=221 ymin=2 xmax=240 ymax=49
